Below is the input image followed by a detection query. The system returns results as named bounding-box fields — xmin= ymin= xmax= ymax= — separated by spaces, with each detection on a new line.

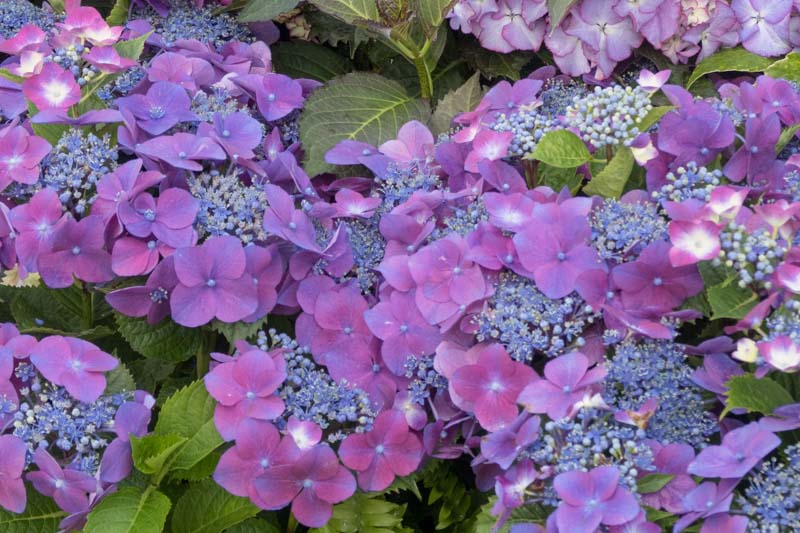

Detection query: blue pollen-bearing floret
xmin=491 ymin=105 xmax=561 ymax=159
xmin=10 ymin=362 xmax=129 ymax=474
xmin=35 ymin=128 xmax=118 ymax=216
xmin=375 ymin=159 xmax=442 ymax=209
xmin=264 ymin=330 xmax=375 ymax=441
xmin=403 ymin=355 xmax=447 ymax=405
xmin=711 ymin=97 xmax=745 ymax=127
xmin=603 ymin=339 xmax=715 ymax=449
xmin=540 ymin=79 xmax=588 ymax=118
xmin=712 ymin=221 xmax=788 ymax=290
xmin=344 ymin=216 xmax=385 ymax=293
xmin=529 ymin=407 xmax=655 ymax=498
xmin=47 ymin=45 xmax=100 ymax=87
xmin=565 ymin=84 xmax=652 ymax=150
xmin=0 ymin=0 xmax=55 ymax=39
xmin=276 ymin=110 xmax=300 ymax=146
xmin=475 ymin=272 xmax=599 ymax=362
xmin=132 ymin=0 xmax=253 ymax=50
xmin=188 ymin=168 xmax=268 ymax=244
xmin=652 ymin=161 xmax=723 ymax=203
xmin=589 ymin=198 xmax=668 ymax=263
xmin=97 ymin=67 xmax=145 ymax=102
xmin=764 ymin=307 xmax=800 ymax=342
xmin=783 ymin=168 xmax=800 ymax=202
xmin=738 ymin=443 xmax=800 ymax=532
xmin=191 ymin=88 xmax=252 ymax=123
xmin=431 ymin=196 xmax=488 ymax=240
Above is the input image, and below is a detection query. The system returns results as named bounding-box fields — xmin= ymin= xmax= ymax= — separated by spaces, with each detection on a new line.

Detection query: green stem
xmin=287 ymin=514 xmax=299 ymax=533
xmin=524 ymin=160 xmax=538 ymax=189
xmin=414 ymin=55 xmax=433 ymax=100
xmin=196 ymin=330 xmax=216 ymax=379
xmin=81 ymin=283 xmax=93 ymax=330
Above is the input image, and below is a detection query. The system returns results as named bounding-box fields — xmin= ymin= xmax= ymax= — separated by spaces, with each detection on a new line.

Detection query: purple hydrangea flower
xmin=116 ymin=81 xmax=198 ymax=135
xmin=339 ymin=409 xmax=423 ymax=491
xmin=688 ymin=423 xmax=780 ymax=478
xmin=0 ymin=435 xmax=26 ymax=513
xmin=36 ymin=215 xmax=114 ymax=288
xmin=117 ymin=189 xmax=198 ymax=248
xmin=171 ymin=236 xmax=258 ymax=327
xmin=27 ymin=449 xmax=97 ymax=513
xmin=553 ymin=466 xmax=640 ymax=533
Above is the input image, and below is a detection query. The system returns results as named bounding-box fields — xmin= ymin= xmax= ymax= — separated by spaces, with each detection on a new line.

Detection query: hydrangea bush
xmin=0 ymin=0 xmax=799 ymax=532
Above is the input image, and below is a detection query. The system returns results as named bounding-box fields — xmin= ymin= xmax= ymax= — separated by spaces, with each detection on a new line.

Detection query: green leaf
xmin=105 ymin=361 xmax=137 ymax=395
xmin=462 ymin=41 xmax=530 ymax=80
xmin=155 ymin=380 xmax=224 ymax=471
xmin=530 ymin=130 xmax=591 ymax=168
xmin=637 ymin=474 xmax=675 ymax=494
xmin=115 ymin=313 xmax=204 ymax=362
xmin=26 ymin=102 xmax=67 ymax=146
xmin=272 ymin=41 xmax=352 ymax=82
xmin=417 ymin=0 xmax=457 ymax=35
xmin=211 ymin=318 xmax=266 ymax=346
xmin=168 ymin=451 xmax=220 ymax=482
xmin=722 ymin=374 xmax=794 ymax=418
xmin=310 ymin=493 xmax=410 ymax=533
xmin=706 ymin=277 xmax=759 ymax=320
xmin=0 ymin=485 xmax=67 ymax=533
xmin=547 ymin=0 xmax=578 ymax=31
xmin=431 ymin=72 xmax=484 ymax=135
xmin=539 ymin=164 xmax=582 ymax=194
xmin=227 ymin=517 xmax=282 ymax=533
xmin=777 ymin=124 xmax=800 ymax=154
xmin=84 ymin=487 xmax=171 ymax=533
xmin=766 ymin=52 xmax=800 ymax=84
xmin=170 ymin=479 xmax=259 ymax=533
xmin=299 ymin=72 xmax=430 ymax=175
xmin=639 ymin=106 xmax=674 ymax=131
xmin=583 ymin=146 xmax=634 ymax=198
xmin=0 ymin=69 xmax=24 ymax=83
xmin=130 ymin=433 xmax=187 ymax=475
xmin=106 ymin=0 xmax=130 ymax=25
xmin=686 ymin=47 xmax=774 ymax=88
xmin=308 ymin=0 xmax=380 ymax=24
xmin=114 ymin=31 xmax=151 ymax=60
xmin=239 ymin=0 xmax=300 ymax=21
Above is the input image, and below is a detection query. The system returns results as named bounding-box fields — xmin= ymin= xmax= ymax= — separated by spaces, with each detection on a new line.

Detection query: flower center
xmin=207 ymin=279 xmax=216 ymax=288
xmin=149 ymin=106 xmax=165 ymax=120
xmin=72 ymin=246 xmax=81 ymax=255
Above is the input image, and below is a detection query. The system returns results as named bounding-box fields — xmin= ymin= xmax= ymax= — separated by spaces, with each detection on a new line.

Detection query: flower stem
xmin=414 ymin=55 xmax=433 ymax=100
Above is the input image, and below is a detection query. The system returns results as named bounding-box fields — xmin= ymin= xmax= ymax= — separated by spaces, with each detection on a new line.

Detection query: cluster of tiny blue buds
xmin=191 ymin=89 xmax=251 ymax=124
xmin=261 ymin=330 xmax=375 ymax=441
xmin=713 ymin=221 xmax=787 ymax=290
xmin=47 ymin=45 xmax=100 ymax=87
xmin=376 ymin=159 xmax=441 ymax=208
xmin=783 ymin=169 xmax=800 ymax=202
xmin=764 ymin=308 xmax=800 ymax=342
xmin=10 ymin=362 xmax=128 ymax=474
xmin=344 ymin=217 xmax=385 ymax=293
xmin=0 ymin=0 xmax=54 ymax=39
xmin=653 ymin=161 xmax=723 ymax=203
xmin=711 ymin=97 xmax=745 ymax=126
xmin=476 ymin=272 xmax=598 ymax=362
xmin=403 ymin=356 xmax=447 ymax=405
xmin=738 ymin=443 xmax=800 ymax=532
xmin=277 ymin=111 xmax=301 ymax=146
xmin=97 ymin=67 xmax=145 ymax=102
xmin=530 ymin=408 xmax=655 ymax=496
xmin=133 ymin=0 xmax=253 ymax=50
xmin=431 ymin=197 xmax=488 ymax=239
xmin=36 ymin=128 xmax=118 ymax=216
xmin=589 ymin=199 xmax=668 ymax=263
xmin=603 ymin=339 xmax=714 ymax=448
xmin=565 ymin=85 xmax=652 ymax=149
xmin=188 ymin=168 xmax=268 ymax=244
xmin=491 ymin=105 xmax=560 ymax=158
xmin=540 ymin=79 xmax=588 ymax=118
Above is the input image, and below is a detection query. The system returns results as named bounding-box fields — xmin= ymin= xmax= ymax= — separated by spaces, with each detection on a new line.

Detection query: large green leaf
xmin=583 ymin=146 xmax=634 ymax=198
xmin=308 ymin=0 xmax=380 ymax=24
xmin=272 ymin=41 xmax=353 ymax=82
xmin=706 ymin=277 xmax=759 ymax=320
xmin=311 ymin=493 xmax=410 ymax=533
xmin=686 ymin=47 xmax=774 ymax=88
xmin=530 ymin=130 xmax=591 ymax=168
xmin=722 ymin=374 xmax=793 ymax=417
xmin=106 ymin=0 xmax=130 ymax=25
xmin=84 ymin=487 xmax=171 ymax=533
xmin=239 ymin=0 xmax=300 ymax=21
xmin=115 ymin=313 xmax=204 ymax=362
xmin=417 ymin=0 xmax=457 ymax=34
xmin=461 ymin=39 xmax=530 ymax=80
xmin=155 ymin=380 xmax=223 ymax=471
xmin=171 ymin=480 xmax=259 ymax=533
xmin=227 ymin=517 xmax=282 ymax=533
xmin=0 ymin=486 xmax=67 ymax=533
xmin=637 ymin=474 xmax=675 ymax=494
xmin=639 ymin=106 xmax=674 ymax=131
xmin=105 ymin=361 xmax=136 ymax=395
xmin=766 ymin=52 xmax=800 ymax=84
xmin=546 ymin=0 xmax=578 ymax=31
xmin=299 ymin=72 xmax=430 ymax=175
xmin=130 ymin=433 xmax=187 ymax=475
xmin=431 ymin=72 xmax=484 ymax=135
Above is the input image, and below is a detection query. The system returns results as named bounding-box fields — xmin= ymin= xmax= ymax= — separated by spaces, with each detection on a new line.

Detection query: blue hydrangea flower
xmin=476 ymin=272 xmax=599 ymax=362
xmin=188 ymin=169 xmax=268 ymax=244
xmin=0 ymin=0 xmax=54 ymax=39
xmin=589 ymin=198 xmax=668 ymax=262
xmin=738 ymin=443 xmax=800 ymax=532
xmin=603 ymin=339 xmax=715 ymax=449
xmin=714 ymin=221 xmax=788 ymax=290
xmin=565 ymin=85 xmax=652 ymax=149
